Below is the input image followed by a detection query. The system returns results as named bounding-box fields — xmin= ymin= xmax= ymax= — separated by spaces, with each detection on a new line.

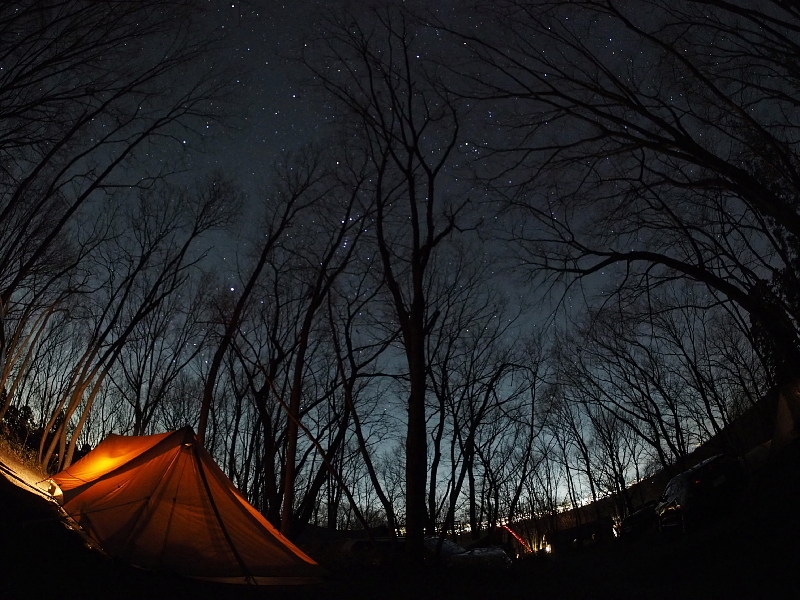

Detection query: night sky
xmin=193 ymin=1 xmax=468 ymax=185
xmin=185 ymin=1 xmax=326 ymax=179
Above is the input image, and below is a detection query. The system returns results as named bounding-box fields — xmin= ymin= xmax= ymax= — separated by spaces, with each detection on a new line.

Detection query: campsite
xmin=1 ymin=433 xmax=799 ymax=599
xmin=5 ymin=1 xmax=800 ymax=598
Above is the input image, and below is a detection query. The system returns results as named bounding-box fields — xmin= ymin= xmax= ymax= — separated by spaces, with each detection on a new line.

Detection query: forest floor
xmin=1 ymin=438 xmax=799 ymax=600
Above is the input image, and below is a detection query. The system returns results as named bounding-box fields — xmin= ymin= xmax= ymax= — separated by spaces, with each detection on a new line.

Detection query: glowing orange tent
xmin=51 ymin=427 xmax=321 ymax=585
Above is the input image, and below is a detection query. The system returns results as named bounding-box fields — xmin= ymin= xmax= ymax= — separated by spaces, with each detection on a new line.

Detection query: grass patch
xmin=0 ymin=431 xmax=47 ymax=478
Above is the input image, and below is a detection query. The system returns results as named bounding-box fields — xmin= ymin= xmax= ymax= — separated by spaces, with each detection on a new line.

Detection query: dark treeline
xmin=0 ymin=0 xmax=795 ymax=562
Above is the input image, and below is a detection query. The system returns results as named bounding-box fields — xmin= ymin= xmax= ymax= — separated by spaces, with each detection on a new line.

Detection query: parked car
xmin=655 ymin=454 xmax=744 ymax=534
xmin=423 ymin=538 xmax=512 ymax=570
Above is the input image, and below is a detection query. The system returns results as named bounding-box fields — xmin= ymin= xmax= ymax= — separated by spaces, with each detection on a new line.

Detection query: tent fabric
xmin=52 ymin=427 xmax=321 ymax=585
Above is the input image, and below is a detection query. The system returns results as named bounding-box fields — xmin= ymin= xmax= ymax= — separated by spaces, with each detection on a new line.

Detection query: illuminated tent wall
xmin=52 ymin=427 xmax=321 ymax=585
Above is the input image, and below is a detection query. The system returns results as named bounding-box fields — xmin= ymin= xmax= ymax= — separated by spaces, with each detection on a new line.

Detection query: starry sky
xmin=193 ymin=0 xmax=468 ymax=185
xmin=181 ymin=0 xmax=630 ymax=319
xmin=189 ymin=1 xmax=326 ymax=179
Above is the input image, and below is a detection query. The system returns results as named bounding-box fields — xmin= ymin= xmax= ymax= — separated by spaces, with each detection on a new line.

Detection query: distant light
xmin=230 ymin=287 xmax=235 ymax=291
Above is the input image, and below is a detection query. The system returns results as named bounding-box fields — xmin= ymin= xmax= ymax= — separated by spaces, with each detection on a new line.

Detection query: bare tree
xmin=107 ymin=272 xmax=213 ymax=435
xmin=197 ymin=146 xmax=378 ymax=537
xmin=0 ymin=0 xmax=230 ymax=424
xmin=39 ymin=176 xmax=235 ymax=470
xmin=278 ymin=159 xmax=370 ymax=535
xmin=196 ymin=148 xmax=332 ymax=447
xmin=424 ymin=248 xmax=531 ymax=539
xmin=316 ymin=254 xmax=401 ymax=534
xmin=445 ymin=0 xmax=800 ymax=384
xmin=556 ymin=306 xmax=693 ymax=472
xmin=303 ymin=4 xmax=473 ymax=560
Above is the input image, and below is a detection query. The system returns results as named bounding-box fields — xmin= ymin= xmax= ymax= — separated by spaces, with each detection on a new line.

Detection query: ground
xmin=1 ymin=440 xmax=799 ymax=600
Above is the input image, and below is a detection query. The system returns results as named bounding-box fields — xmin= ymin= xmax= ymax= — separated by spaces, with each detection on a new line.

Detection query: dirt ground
xmin=1 ymin=441 xmax=799 ymax=600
